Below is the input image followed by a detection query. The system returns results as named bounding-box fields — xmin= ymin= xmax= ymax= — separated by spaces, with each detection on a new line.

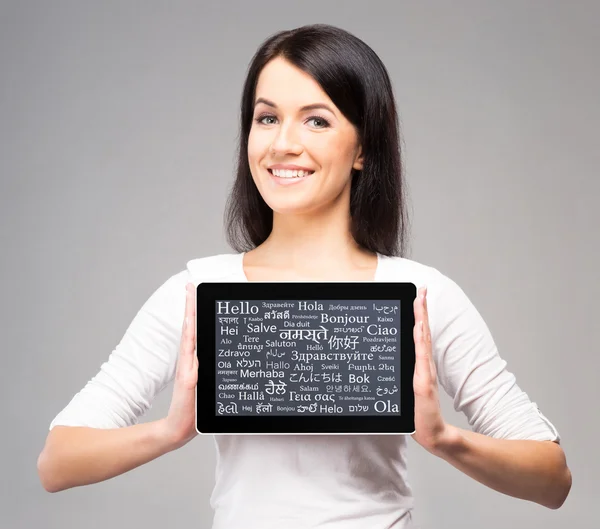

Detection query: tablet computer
xmin=196 ymin=281 xmax=416 ymax=435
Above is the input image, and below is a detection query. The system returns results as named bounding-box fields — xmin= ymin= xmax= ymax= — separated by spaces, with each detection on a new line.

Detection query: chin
xmin=267 ymin=202 xmax=312 ymax=215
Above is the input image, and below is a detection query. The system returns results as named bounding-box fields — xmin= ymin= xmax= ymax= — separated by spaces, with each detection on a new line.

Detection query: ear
xmin=353 ymin=144 xmax=364 ymax=171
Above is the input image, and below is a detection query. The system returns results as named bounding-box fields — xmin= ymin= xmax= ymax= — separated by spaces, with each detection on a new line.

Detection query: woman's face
xmin=248 ymin=57 xmax=363 ymax=215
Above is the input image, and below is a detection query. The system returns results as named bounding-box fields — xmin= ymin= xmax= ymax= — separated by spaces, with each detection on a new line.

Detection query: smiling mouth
xmin=268 ymin=168 xmax=315 ymax=179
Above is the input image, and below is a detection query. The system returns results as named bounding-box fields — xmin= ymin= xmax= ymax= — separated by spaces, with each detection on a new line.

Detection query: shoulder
xmin=379 ymin=254 xmax=453 ymax=290
xmin=185 ymin=252 xmax=243 ymax=284
xmin=140 ymin=253 xmax=243 ymax=309
xmin=379 ymin=254 xmax=473 ymax=328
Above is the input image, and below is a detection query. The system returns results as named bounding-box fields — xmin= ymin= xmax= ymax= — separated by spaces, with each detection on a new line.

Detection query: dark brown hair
xmin=224 ymin=24 xmax=411 ymax=257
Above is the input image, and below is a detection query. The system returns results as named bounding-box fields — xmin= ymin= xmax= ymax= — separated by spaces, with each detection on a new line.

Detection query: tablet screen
xmin=196 ymin=282 xmax=415 ymax=434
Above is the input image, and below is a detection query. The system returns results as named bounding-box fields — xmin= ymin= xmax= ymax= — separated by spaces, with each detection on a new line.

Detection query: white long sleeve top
xmin=49 ymin=252 xmax=561 ymax=528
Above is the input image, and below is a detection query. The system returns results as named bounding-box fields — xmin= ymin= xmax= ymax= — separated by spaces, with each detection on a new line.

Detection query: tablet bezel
xmin=196 ymin=281 xmax=416 ymax=435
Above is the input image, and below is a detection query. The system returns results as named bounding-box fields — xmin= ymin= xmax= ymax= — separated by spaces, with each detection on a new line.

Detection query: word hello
xmin=216 ymin=301 xmax=259 ymax=315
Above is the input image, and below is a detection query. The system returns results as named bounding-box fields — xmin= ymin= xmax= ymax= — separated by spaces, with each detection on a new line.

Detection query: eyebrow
xmin=254 ymin=97 xmax=336 ymax=116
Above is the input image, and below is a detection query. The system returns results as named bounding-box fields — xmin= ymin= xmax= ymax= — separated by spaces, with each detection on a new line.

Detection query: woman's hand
xmin=162 ymin=282 xmax=199 ymax=450
xmin=411 ymin=286 xmax=455 ymax=455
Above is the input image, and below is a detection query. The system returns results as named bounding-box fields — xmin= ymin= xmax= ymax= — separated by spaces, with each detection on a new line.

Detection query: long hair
xmin=224 ymin=24 xmax=411 ymax=257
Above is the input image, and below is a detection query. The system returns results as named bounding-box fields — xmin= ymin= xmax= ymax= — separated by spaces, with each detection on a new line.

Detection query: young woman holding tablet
xmin=38 ymin=24 xmax=571 ymax=528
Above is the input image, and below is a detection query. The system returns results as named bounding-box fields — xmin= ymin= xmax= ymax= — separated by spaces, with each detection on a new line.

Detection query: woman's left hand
xmin=411 ymin=286 xmax=454 ymax=455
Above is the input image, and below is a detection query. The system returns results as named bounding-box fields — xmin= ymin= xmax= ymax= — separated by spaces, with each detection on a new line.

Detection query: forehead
xmin=254 ymin=57 xmax=333 ymax=108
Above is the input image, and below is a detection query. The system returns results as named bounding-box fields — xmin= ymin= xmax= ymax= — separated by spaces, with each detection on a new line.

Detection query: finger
xmin=190 ymin=284 xmax=197 ymax=361
xmin=422 ymin=286 xmax=437 ymax=378
xmin=186 ymin=283 xmax=197 ymax=363
xmin=179 ymin=283 xmax=195 ymax=375
xmin=413 ymin=287 xmax=431 ymax=380
xmin=176 ymin=284 xmax=191 ymax=378
xmin=420 ymin=287 xmax=435 ymax=374
xmin=181 ymin=283 xmax=190 ymax=334
xmin=418 ymin=286 xmax=436 ymax=378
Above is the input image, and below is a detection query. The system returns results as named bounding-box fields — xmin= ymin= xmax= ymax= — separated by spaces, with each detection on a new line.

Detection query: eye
xmin=255 ymin=114 xmax=277 ymax=125
xmin=253 ymin=113 xmax=331 ymax=129
xmin=306 ymin=115 xmax=330 ymax=129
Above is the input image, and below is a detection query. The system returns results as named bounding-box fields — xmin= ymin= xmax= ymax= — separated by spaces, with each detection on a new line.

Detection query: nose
xmin=269 ymin=122 xmax=303 ymax=156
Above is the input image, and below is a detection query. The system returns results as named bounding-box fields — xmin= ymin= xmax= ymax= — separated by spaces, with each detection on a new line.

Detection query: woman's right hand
xmin=162 ymin=282 xmax=199 ymax=450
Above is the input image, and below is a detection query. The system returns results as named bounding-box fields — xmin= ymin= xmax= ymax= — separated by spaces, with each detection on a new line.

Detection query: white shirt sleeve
xmin=429 ymin=270 xmax=561 ymax=443
xmin=48 ymin=269 xmax=190 ymax=430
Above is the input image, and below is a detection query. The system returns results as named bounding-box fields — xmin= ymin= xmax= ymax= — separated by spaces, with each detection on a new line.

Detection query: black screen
xmin=214 ymin=299 xmax=401 ymax=417
xmin=197 ymin=282 xmax=415 ymax=434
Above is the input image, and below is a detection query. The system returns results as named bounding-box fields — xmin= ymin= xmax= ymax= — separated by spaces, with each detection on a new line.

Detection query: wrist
xmin=153 ymin=418 xmax=180 ymax=453
xmin=432 ymin=423 xmax=466 ymax=459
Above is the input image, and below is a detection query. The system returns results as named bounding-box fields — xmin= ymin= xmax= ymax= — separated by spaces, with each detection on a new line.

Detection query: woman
xmin=38 ymin=24 xmax=571 ymax=527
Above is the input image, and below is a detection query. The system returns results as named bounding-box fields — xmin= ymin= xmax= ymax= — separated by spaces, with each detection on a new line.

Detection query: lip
xmin=268 ymin=168 xmax=314 ymax=186
xmin=268 ymin=164 xmax=315 ymax=172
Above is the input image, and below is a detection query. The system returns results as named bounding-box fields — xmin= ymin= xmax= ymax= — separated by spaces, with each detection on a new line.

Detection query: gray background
xmin=1 ymin=1 xmax=597 ymax=527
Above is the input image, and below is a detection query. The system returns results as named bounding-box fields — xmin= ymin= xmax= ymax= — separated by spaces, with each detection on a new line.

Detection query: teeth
xmin=271 ymin=169 xmax=314 ymax=178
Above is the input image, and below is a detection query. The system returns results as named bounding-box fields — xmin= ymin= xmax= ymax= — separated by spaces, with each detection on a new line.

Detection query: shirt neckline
xmin=237 ymin=251 xmax=383 ymax=282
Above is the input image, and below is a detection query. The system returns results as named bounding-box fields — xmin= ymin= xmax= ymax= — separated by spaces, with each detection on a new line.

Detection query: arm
xmin=37 ymin=419 xmax=175 ymax=492
xmin=412 ymin=278 xmax=571 ymax=509
xmin=38 ymin=271 xmax=192 ymax=492
xmin=434 ymin=426 xmax=571 ymax=509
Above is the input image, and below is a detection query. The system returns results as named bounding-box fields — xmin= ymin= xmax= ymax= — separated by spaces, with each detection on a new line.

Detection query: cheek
xmin=318 ymin=135 xmax=358 ymax=173
xmin=247 ymin=130 xmax=262 ymax=167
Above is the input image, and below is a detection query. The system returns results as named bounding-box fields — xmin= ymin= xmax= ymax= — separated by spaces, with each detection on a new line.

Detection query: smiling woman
xmin=39 ymin=23 xmax=570 ymax=529
xmin=248 ymin=58 xmax=365 ymax=205
xmin=225 ymin=24 xmax=408 ymax=271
